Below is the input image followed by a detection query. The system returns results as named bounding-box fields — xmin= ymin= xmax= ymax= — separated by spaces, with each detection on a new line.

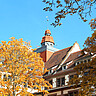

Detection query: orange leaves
xmin=90 ymin=0 xmax=94 ymax=2
xmin=0 ymin=37 xmax=51 ymax=95
xmin=1 ymin=41 xmax=6 ymax=45
xmin=89 ymin=18 xmax=96 ymax=30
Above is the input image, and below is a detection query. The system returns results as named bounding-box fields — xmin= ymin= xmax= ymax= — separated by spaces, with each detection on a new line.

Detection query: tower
xmin=35 ymin=29 xmax=59 ymax=62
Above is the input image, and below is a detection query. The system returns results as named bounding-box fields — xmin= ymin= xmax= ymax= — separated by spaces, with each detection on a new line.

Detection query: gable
xmin=45 ymin=46 xmax=72 ymax=69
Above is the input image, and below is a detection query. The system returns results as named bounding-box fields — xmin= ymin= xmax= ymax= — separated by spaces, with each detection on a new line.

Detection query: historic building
xmin=35 ymin=30 xmax=95 ymax=96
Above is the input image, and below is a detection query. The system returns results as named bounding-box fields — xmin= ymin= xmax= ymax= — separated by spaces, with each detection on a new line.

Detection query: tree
xmin=43 ymin=0 xmax=96 ymax=28
xmin=0 ymin=37 xmax=52 ymax=96
xmin=69 ymin=30 xmax=96 ymax=96
xmin=43 ymin=1 xmax=96 ymax=95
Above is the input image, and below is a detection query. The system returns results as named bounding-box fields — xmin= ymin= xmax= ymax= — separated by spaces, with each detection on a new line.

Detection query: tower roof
xmin=45 ymin=29 xmax=51 ymax=35
xmin=41 ymin=30 xmax=54 ymax=44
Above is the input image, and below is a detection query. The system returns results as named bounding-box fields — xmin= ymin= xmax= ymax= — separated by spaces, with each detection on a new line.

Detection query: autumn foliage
xmin=0 ymin=37 xmax=52 ymax=96
xmin=43 ymin=0 xmax=96 ymax=27
xmin=69 ymin=31 xmax=96 ymax=96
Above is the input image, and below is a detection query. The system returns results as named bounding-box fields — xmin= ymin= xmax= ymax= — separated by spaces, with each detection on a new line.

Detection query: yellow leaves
xmin=9 ymin=37 xmax=15 ymax=40
xmin=44 ymin=68 xmax=48 ymax=74
xmin=16 ymin=86 xmax=21 ymax=91
xmin=41 ymin=90 xmax=49 ymax=94
xmin=0 ymin=37 xmax=51 ymax=95
xmin=0 ymin=63 xmax=2 ymax=67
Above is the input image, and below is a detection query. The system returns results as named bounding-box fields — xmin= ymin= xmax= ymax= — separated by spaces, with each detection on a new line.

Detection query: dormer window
xmin=64 ymin=66 xmax=66 ymax=69
xmin=84 ymin=60 xmax=87 ymax=63
xmin=48 ymin=69 xmax=53 ymax=74
xmin=88 ymin=59 xmax=90 ymax=62
xmin=50 ymin=70 xmax=52 ymax=73
xmin=77 ymin=62 xmax=79 ymax=65
xmin=49 ymin=80 xmax=52 ymax=85
xmin=81 ymin=61 xmax=83 ymax=64
xmin=62 ymin=65 xmax=66 ymax=70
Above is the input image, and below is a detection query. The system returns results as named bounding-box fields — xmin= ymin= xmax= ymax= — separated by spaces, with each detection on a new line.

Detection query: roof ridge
xmin=54 ymin=46 xmax=72 ymax=53
xmin=70 ymin=50 xmax=82 ymax=55
xmin=46 ymin=46 xmax=72 ymax=63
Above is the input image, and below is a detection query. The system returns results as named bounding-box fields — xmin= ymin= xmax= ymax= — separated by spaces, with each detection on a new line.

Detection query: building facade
xmin=35 ymin=30 xmax=95 ymax=96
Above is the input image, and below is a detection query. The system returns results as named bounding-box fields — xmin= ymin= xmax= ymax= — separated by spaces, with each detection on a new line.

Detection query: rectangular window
xmin=64 ymin=66 xmax=66 ymax=69
xmin=88 ymin=59 xmax=90 ymax=62
xmin=84 ymin=60 xmax=87 ymax=63
xmin=69 ymin=91 xmax=78 ymax=96
xmin=56 ymin=77 xmax=65 ymax=87
xmin=61 ymin=77 xmax=65 ymax=86
xmin=77 ymin=62 xmax=79 ymax=65
xmin=69 ymin=75 xmax=74 ymax=80
xmin=57 ymin=78 xmax=60 ymax=87
xmin=49 ymin=80 xmax=52 ymax=85
xmin=3 ymin=74 xmax=7 ymax=81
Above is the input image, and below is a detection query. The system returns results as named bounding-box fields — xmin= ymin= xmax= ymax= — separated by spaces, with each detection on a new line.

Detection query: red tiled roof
xmin=64 ymin=51 xmax=82 ymax=64
xmin=45 ymin=46 xmax=72 ymax=69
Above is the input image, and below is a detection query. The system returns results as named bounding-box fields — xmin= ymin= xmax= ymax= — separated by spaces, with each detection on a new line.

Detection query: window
xmin=64 ymin=66 xmax=66 ymax=69
xmin=56 ymin=77 xmax=65 ymax=87
xmin=8 ymin=75 xmax=12 ymax=81
xmin=84 ymin=60 xmax=87 ymax=63
xmin=69 ymin=91 xmax=78 ymax=96
xmin=81 ymin=61 xmax=83 ymax=63
xmin=50 ymin=70 xmax=52 ymax=73
xmin=49 ymin=80 xmax=52 ymax=85
xmin=57 ymin=78 xmax=60 ymax=87
xmin=88 ymin=59 xmax=90 ymax=62
xmin=24 ymin=82 xmax=27 ymax=87
xmin=69 ymin=75 xmax=74 ymax=80
xmin=61 ymin=77 xmax=65 ymax=86
xmin=77 ymin=62 xmax=79 ymax=65
xmin=57 ymin=67 xmax=62 ymax=71
xmin=48 ymin=70 xmax=52 ymax=74
xmin=45 ymin=87 xmax=48 ymax=90
xmin=3 ymin=74 xmax=7 ymax=81
xmin=73 ymin=63 xmax=75 ymax=67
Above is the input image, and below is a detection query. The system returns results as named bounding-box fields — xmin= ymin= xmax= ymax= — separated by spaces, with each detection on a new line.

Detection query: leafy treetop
xmin=43 ymin=0 xmax=96 ymax=28
xmin=0 ymin=37 xmax=52 ymax=96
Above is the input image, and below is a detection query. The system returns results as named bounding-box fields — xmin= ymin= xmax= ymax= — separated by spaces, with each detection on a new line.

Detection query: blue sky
xmin=0 ymin=0 xmax=95 ymax=50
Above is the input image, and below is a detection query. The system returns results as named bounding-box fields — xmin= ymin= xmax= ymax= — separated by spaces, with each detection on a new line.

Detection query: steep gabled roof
xmin=64 ymin=51 xmax=82 ymax=64
xmin=45 ymin=46 xmax=72 ymax=69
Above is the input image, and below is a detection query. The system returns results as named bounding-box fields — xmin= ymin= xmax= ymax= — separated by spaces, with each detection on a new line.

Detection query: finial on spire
xmin=45 ymin=30 xmax=51 ymax=36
